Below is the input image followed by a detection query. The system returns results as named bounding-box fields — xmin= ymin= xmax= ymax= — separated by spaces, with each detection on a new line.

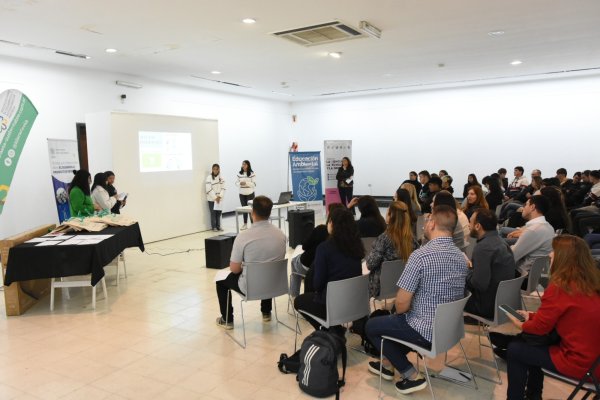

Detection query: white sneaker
xmin=241 ymin=223 xmax=247 ymax=230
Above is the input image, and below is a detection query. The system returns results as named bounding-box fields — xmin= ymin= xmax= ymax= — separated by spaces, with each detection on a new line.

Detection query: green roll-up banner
xmin=0 ymin=89 xmax=39 ymax=215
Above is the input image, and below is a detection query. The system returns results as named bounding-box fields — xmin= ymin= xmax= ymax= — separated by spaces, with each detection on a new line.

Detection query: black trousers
xmin=294 ymin=293 xmax=326 ymax=330
xmin=338 ymin=186 xmax=353 ymax=208
xmin=216 ymin=272 xmax=272 ymax=322
xmin=208 ymin=201 xmax=222 ymax=229
xmin=239 ymin=193 xmax=255 ymax=223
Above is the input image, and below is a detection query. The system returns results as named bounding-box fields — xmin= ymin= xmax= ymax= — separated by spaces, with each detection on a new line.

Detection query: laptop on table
xmin=273 ymin=191 xmax=292 ymax=205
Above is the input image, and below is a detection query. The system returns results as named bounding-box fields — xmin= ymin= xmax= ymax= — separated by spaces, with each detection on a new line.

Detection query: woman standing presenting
xmin=206 ymin=163 xmax=225 ymax=232
xmin=236 ymin=160 xmax=256 ymax=230
xmin=336 ymin=157 xmax=354 ymax=208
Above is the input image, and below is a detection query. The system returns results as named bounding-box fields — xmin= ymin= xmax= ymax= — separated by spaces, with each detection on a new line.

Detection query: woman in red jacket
xmin=505 ymin=234 xmax=600 ymax=400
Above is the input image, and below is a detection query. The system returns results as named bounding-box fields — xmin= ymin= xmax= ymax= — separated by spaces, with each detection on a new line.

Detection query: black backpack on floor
xmin=277 ymin=350 xmax=301 ymax=374
xmin=297 ymin=330 xmax=347 ymax=399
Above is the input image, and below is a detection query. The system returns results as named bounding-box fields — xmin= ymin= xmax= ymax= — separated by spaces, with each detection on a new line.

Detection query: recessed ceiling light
xmin=328 ymin=52 xmax=342 ymax=59
xmin=488 ymin=30 xmax=505 ymax=37
xmin=105 ymin=48 xmax=118 ymax=53
xmin=511 ymin=60 xmax=523 ymax=65
xmin=242 ymin=18 xmax=256 ymax=24
xmin=211 ymin=70 xmax=221 ymax=75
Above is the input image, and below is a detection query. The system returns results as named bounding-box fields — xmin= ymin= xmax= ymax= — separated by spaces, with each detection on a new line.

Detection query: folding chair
xmin=543 ymin=356 xmax=600 ymax=400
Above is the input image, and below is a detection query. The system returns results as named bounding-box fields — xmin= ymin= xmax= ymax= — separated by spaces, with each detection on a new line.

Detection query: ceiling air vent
xmin=273 ymin=21 xmax=364 ymax=47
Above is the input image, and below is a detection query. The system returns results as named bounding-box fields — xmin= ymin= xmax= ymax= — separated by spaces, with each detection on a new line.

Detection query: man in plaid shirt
xmin=366 ymin=205 xmax=468 ymax=395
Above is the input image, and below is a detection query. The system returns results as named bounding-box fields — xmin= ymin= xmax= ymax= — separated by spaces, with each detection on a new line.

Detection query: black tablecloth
xmin=4 ymin=223 xmax=144 ymax=286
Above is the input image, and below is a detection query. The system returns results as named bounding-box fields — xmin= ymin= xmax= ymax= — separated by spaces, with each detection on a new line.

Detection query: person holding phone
xmin=206 ymin=163 xmax=225 ymax=232
xmin=236 ymin=160 xmax=256 ymax=230
xmin=336 ymin=157 xmax=354 ymax=208
xmin=105 ymin=171 xmax=126 ymax=214
xmin=501 ymin=235 xmax=600 ymax=400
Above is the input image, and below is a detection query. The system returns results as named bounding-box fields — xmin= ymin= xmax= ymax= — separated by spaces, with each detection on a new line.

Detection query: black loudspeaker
xmin=288 ymin=209 xmax=315 ymax=248
xmin=205 ymin=235 xmax=234 ymax=269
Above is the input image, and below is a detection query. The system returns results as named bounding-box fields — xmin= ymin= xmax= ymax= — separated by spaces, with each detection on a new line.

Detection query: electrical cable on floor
xmin=143 ymin=248 xmax=203 ymax=256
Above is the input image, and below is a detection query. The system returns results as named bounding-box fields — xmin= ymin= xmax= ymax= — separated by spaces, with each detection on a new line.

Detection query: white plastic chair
xmin=294 ymin=274 xmax=370 ymax=350
xmin=225 ymin=259 xmax=294 ymax=348
xmin=108 ymin=252 xmax=127 ymax=286
xmin=464 ymin=275 xmax=526 ymax=384
xmin=50 ymin=275 xmax=108 ymax=311
xmin=378 ymin=294 xmax=477 ymax=399
xmin=373 ymin=259 xmax=405 ymax=308
xmin=521 ymin=256 xmax=549 ymax=311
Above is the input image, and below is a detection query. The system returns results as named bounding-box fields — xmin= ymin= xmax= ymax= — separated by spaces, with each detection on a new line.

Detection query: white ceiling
xmin=1 ymin=0 xmax=600 ymax=101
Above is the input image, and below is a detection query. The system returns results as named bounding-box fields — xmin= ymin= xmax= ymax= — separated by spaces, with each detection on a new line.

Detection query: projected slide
xmin=139 ymin=131 xmax=192 ymax=172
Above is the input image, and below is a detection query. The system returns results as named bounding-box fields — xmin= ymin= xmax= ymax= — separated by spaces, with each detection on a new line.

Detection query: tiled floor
xmin=0 ymin=209 xmax=576 ymax=399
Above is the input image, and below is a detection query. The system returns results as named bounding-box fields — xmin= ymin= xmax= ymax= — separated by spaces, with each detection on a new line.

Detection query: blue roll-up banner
xmin=289 ymin=151 xmax=323 ymax=202
xmin=47 ymin=139 xmax=80 ymax=222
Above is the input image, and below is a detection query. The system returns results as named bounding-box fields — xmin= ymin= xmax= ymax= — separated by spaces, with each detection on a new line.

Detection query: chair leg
xmin=224 ymin=295 xmax=247 ymax=349
xmin=422 ymin=357 xmax=436 ymax=400
xmin=378 ymin=338 xmax=385 ymax=400
xmin=116 ymin=258 xmax=120 ymax=287
xmin=294 ymin=311 xmax=300 ymax=352
xmin=275 ymin=297 xmax=297 ymax=333
xmin=50 ymin=278 xmax=55 ymax=311
xmin=484 ymin=327 xmax=503 ymax=385
xmin=92 ymin=281 xmax=96 ymax=310
xmin=101 ymin=278 xmax=108 ymax=303
xmin=121 ymin=252 xmax=127 ymax=278
xmin=460 ymin=341 xmax=479 ymax=390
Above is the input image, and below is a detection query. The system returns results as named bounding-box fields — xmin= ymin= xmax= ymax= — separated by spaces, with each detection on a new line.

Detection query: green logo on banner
xmin=0 ymin=89 xmax=39 ymax=215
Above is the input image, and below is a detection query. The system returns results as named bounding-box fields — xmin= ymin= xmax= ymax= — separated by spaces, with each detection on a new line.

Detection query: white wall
xmin=0 ymin=55 xmax=292 ymax=239
xmin=290 ymin=75 xmax=600 ymax=197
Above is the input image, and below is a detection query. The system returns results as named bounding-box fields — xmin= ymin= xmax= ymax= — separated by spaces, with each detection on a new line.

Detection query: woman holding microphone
xmin=236 ymin=160 xmax=256 ymax=230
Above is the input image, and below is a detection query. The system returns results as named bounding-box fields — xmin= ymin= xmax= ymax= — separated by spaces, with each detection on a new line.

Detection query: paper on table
xmin=43 ymin=234 xmax=74 ymax=239
xmin=214 ymin=268 xmax=231 ymax=282
xmin=26 ymin=237 xmax=53 ymax=243
xmin=35 ymin=240 xmax=62 ymax=246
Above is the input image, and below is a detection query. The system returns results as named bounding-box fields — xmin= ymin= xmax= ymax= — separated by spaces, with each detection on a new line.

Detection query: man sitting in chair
xmin=465 ymin=209 xmax=516 ymax=319
xmin=215 ymin=195 xmax=286 ymax=329
xmin=365 ymin=205 xmax=468 ymax=395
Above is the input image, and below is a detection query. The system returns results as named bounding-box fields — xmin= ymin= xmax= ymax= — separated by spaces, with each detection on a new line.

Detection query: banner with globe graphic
xmin=47 ymin=139 xmax=80 ymax=222
xmin=289 ymin=151 xmax=323 ymax=202
xmin=0 ymin=89 xmax=38 ymax=216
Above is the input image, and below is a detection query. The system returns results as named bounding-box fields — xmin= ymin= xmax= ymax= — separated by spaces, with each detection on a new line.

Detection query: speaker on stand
xmin=288 ymin=209 xmax=315 ymax=248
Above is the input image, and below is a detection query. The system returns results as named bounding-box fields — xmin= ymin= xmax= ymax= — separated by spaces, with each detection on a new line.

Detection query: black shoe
xmin=395 ymin=376 xmax=427 ymax=394
xmin=525 ymin=393 xmax=542 ymax=400
xmin=368 ymin=361 xmax=394 ymax=381
xmin=493 ymin=347 xmax=507 ymax=361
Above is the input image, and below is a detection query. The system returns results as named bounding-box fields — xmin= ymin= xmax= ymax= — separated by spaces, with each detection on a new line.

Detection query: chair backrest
xmin=430 ymin=293 xmax=471 ymax=355
xmin=361 ymin=237 xmax=377 ymax=258
xmin=495 ymin=204 xmax=503 ymax=218
xmin=416 ymin=215 xmax=425 ymax=240
xmin=526 ymin=256 xmax=549 ymax=294
xmin=493 ymin=276 xmax=527 ymax=325
xmin=244 ymin=259 xmax=289 ymax=301
xmin=325 ymin=275 xmax=370 ymax=326
xmin=376 ymin=260 xmax=405 ymax=300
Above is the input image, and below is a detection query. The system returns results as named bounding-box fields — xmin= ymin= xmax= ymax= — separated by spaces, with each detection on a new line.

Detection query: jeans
xmin=239 ymin=193 xmax=255 ymax=224
xmin=289 ymin=255 xmax=309 ymax=297
xmin=506 ymin=340 xmax=557 ymax=400
xmin=208 ymin=201 xmax=222 ymax=229
xmin=500 ymin=201 xmax=523 ymax=221
xmin=366 ymin=314 xmax=431 ymax=377
xmin=215 ymin=272 xmax=272 ymax=322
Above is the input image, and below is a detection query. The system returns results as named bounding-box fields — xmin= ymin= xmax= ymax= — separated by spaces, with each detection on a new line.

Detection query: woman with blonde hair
xmin=366 ymin=201 xmax=418 ymax=297
xmin=462 ymin=185 xmax=489 ymax=220
xmin=502 ymin=235 xmax=600 ymax=400
xmin=400 ymin=182 xmax=421 ymax=215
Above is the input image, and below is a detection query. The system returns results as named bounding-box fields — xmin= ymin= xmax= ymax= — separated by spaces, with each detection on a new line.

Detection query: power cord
xmin=143 ymin=248 xmax=203 ymax=256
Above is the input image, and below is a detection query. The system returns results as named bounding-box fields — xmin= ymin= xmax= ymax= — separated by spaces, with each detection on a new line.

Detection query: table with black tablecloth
xmin=4 ymin=223 xmax=144 ymax=287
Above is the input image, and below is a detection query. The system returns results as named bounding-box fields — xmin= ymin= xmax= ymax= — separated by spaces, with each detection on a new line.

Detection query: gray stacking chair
xmin=373 ymin=260 xmax=405 ymax=308
xmin=377 ymin=294 xmax=477 ymax=400
xmin=463 ymin=275 xmax=526 ymax=384
xmin=464 ymin=240 xmax=476 ymax=260
xmin=522 ymin=256 xmax=549 ymax=309
xmin=225 ymin=259 xmax=295 ymax=348
xmin=294 ymin=274 xmax=370 ymax=350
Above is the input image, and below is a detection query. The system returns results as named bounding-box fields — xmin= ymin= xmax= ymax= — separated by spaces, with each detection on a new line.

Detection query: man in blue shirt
xmin=366 ymin=205 xmax=468 ymax=395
